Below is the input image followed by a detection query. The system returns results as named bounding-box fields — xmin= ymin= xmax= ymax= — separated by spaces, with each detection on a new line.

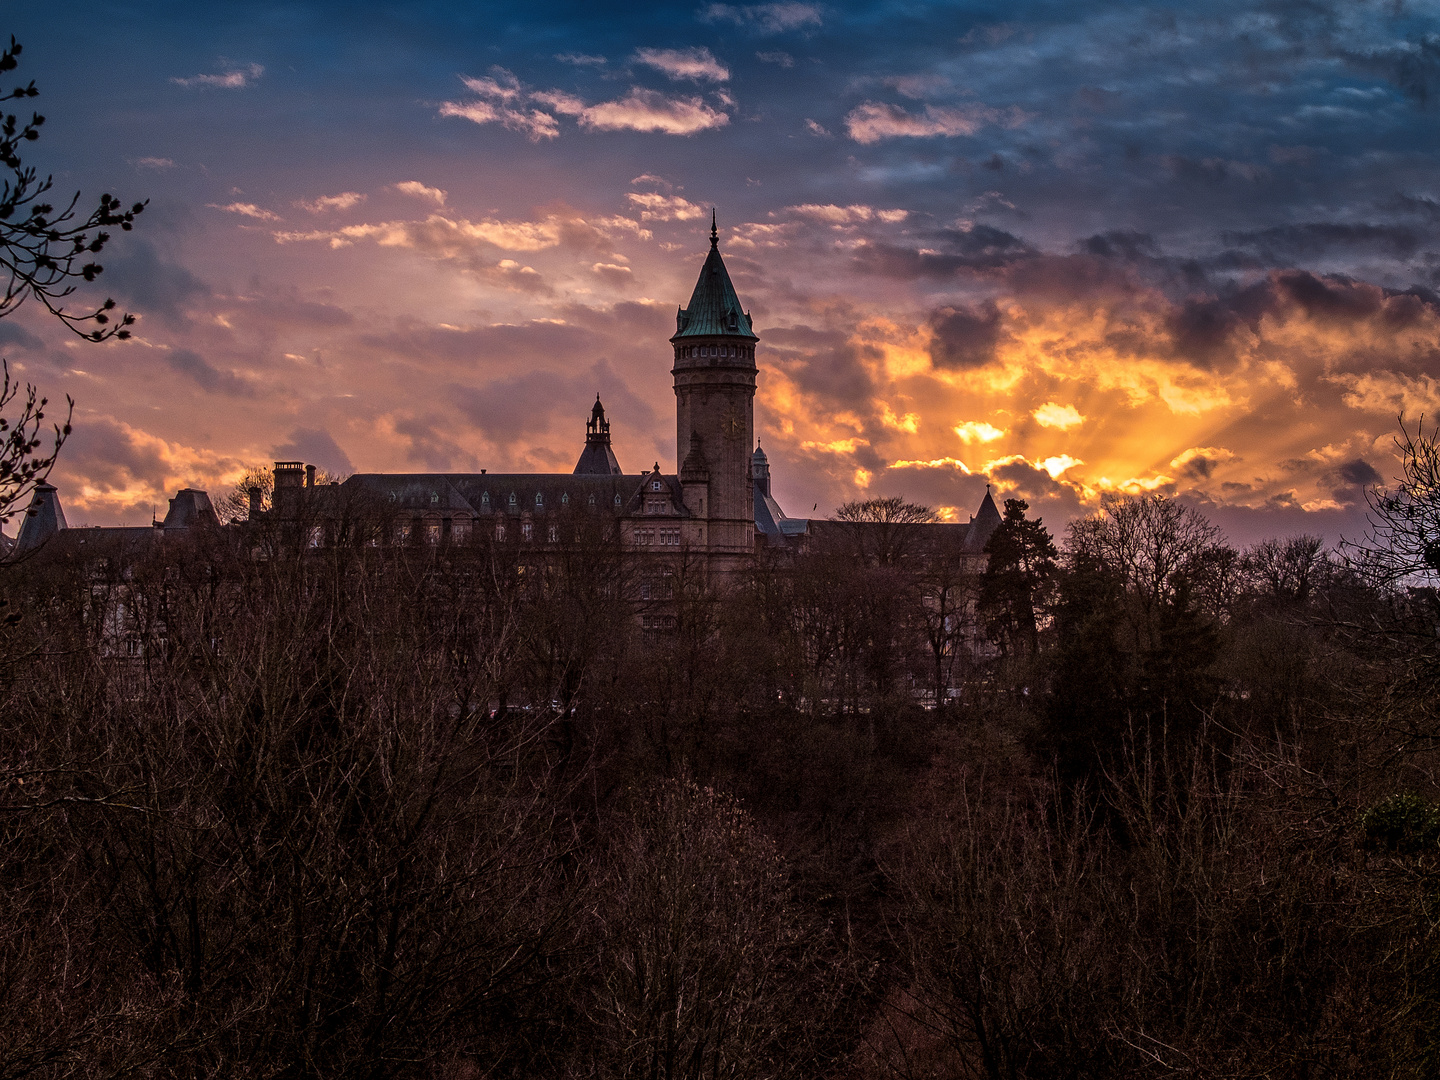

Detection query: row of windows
xmin=394 ymin=490 xmax=625 ymax=509
xmin=640 ymin=614 xmax=678 ymax=631
xmin=309 ymin=517 xmax=694 ymax=549
xmin=676 ymin=343 xmax=753 ymax=361
xmin=362 ymin=520 xmax=678 ymax=547
xmin=639 ymin=576 xmax=675 ymax=600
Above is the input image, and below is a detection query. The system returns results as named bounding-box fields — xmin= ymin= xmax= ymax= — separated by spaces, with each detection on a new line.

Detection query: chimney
xmin=247 ymin=486 xmax=261 ymax=520
xmin=305 ymin=464 xmax=316 ymax=489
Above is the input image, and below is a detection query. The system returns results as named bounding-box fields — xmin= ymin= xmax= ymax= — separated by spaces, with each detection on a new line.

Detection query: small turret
xmin=15 ymin=483 xmax=67 ymax=553
xmin=965 ymin=485 xmax=1003 ymax=552
xmin=573 ymin=395 xmax=624 ymax=475
xmin=752 ymin=443 xmax=770 ymax=497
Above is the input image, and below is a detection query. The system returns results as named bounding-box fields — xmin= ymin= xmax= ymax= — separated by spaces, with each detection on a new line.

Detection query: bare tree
xmin=581 ymin=778 xmax=842 ymax=1080
xmin=0 ymin=37 xmax=144 ymax=527
xmin=832 ymin=496 xmax=940 ymax=569
xmin=1346 ymin=415 xmax=1440 ymax=586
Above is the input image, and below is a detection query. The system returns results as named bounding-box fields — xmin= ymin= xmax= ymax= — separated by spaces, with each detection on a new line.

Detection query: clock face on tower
xmin=722 ymin=405 xmax=744 ymax=441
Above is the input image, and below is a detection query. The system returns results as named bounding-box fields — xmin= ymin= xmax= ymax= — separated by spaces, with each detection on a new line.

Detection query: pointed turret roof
xmin=671 ymin=212 xmax=757 ymax=341
xmin=15 ymin=483 xmax=67 ymax=553
xmin=574 ymin=395 xmax=623 ymax=475
xmin=964 ymin=486 xmax=1003 ymax=552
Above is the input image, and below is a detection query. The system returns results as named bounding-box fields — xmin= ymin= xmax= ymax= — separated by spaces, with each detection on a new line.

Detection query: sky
xmin=7 ymin=0 xmax=1440 ymax=546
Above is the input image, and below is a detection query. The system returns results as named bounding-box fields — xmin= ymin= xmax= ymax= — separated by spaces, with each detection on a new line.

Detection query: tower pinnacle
xmin=710 ymin=209 xmax=718 ymax=249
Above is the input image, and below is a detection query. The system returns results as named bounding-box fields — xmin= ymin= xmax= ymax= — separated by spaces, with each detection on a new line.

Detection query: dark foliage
xmin=2 ymin=465 xmax=1439 ymax=1076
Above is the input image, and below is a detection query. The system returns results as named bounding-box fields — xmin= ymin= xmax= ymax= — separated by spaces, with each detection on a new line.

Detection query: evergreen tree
xmin=977 ymin=498 xmax=1058 ymax=656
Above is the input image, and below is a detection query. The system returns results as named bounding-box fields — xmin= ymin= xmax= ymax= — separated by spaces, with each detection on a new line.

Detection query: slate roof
xmin=751 ymin=446 xmax=808 ymax=540
xmin=671 ymin=214 xmax=757 ymax=341
xmin=339 ymin=471 xmax=688 ymax=517
xmin=963 ymin=488 xmax=1003 ymax=552
xmin=573 ymin=396 xmax=624 ymax=475
xmin=160 ymin=489 xmax=219 ymax=531
xmin=15 ymin=483 xmax=67 ymax=553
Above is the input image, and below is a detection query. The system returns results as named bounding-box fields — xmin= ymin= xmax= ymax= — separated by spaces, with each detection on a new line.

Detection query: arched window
xmin=481 ymin=492 xmax=490 ymax=507
xmin=535 ymin=492 xmax=543 ymax=506
xmin=614 ymin=494 xmax=621 ymax=506
xmin=561 ymin=492 xmax=569 ymax=504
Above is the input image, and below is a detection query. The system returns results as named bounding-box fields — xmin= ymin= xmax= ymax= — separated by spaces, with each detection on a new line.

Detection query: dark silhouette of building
xmin=9 ymin=218 xmax=1000 ymax=567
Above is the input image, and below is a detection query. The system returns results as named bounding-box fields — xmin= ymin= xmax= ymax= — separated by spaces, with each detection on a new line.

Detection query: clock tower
xmin=670 ymin=212 xmax=760 ymax=556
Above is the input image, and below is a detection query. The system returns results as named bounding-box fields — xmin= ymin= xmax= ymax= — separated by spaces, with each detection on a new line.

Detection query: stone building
xmin=8 ymin=216 xmax=1001 ymax=570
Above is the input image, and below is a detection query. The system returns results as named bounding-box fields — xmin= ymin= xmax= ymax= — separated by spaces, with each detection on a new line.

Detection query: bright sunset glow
xmin=6 ymin=1 xmax=1438 ymax=544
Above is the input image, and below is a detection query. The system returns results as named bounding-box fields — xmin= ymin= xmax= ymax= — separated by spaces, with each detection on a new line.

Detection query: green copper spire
xmin=671 ymin=212 xmax=757 ymax=340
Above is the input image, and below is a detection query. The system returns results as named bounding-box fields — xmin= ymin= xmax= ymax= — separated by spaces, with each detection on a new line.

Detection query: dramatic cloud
xmin=439 ymin=70 xmax=729 ymax=138
xmin=632 ymin=47 xmax=729 ymax=82
xmin=1033 ymin=403 xmax=1084 ymax=430
xmin=1171 ymin=446 xmax=1238 ymax=480
xmin=954 ymin=422 xmax=1006 ymax=444
xmin=272 ymin=427 xmax=355 ymax=476
xmin=271 ymin=210 xmax=650 ymax=272
xmin=393 ymin=181 xmax=447 ymax=206
xmin=786 ymin=204 xmax=908 ymax=224
xmin=927 ymin=303 xmax=1004 ymax=370
xmin=34 ymin=0 xmax=1440 ymax=543
xmin=701 ymin=3 xmax=822 ymax=32
xmin=627 ymin=193 xmax=706 ymax=221
xmin=756 ymin=51 xmax=794 ymax=67
xmin=577 ymin=89 xmax=729 ymax=134
xmin=844 ymin=101 xmax=1027 ymax=143
xmin=171 ymin=63 xmax=263 ymax=88
xmin=209 ymin=202 xmax=281 ymax=222
xmin=296 ymin=192 xmax=365 ymax=213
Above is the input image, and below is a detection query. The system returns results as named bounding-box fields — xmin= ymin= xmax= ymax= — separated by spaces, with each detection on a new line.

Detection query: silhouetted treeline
xmin=2 ymin=489 xmax=1439 ymax=1078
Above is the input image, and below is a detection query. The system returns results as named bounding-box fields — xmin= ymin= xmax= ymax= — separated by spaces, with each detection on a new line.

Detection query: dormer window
xmin=535 ymin=492 xmax=543 ymax=507
xmin=481 ymin=492 xmax=490 ymax=507
xmin=614 ymin=495 xmax=622 ymax=506
xmin=562 ymin=492 xmax=569 ymax=504
xmin=430 ymin=492 xmax=439 ymax=504
xmin=508 ymin=493 xmax=517 ymax=506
